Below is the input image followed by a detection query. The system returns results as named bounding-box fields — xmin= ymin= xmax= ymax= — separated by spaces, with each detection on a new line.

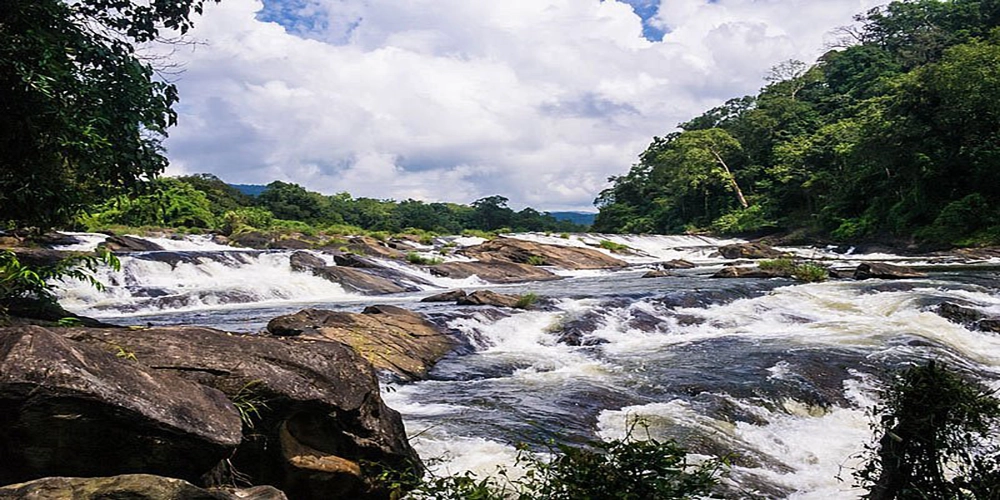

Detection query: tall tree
xmin=0 ymin=0 xmax=218 ymax=230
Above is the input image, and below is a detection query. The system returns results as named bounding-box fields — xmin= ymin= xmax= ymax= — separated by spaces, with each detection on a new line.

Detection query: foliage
xmin=791 ymin=263 xmax=829 ymax=283
xmin=526 ymin=255 xmax=547 ymax=266
xmin=382 ymin=426 xmax=723 ymax=499
xmin=598 ymin=240 xmax=631 ymax=254
xmin=515 ymin=293 xmax=540 ymax=309
xmin=79 ymin=178 xmax=216 ymax=230
xmin=0 ymin=0 xmax=218 ymax=230
xmin=406 ymin=252 xmax=444 ymax=266
xmin=757 ymin=259 xmax=796 ymax=273
xmin=855 ymin=361 xmax=1000 ymax=499
xmin=1 ymin=250 xmax=120 ymax=312
xmin=595 ymin=1 xmax=1000 ymax=247
xmin=231 ymin=380 xmax=270 ymax=430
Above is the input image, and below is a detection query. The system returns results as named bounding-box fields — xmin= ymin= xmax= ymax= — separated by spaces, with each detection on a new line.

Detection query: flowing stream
xmin=53 ymin=232 xmax=1000 ymax=498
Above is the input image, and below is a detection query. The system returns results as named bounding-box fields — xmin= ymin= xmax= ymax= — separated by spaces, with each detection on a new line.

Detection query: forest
xmin=593 ymin=0 xmax=1000 ymax=248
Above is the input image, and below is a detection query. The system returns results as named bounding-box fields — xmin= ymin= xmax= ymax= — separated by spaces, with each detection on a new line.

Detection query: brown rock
xmin=421 ymin=290 xmax=468 ymax=302
xmin=661 ymin=259 xmax=696 ymax=269
xmin=459 ymin=237 xmax=627 ymax=269
xmin=457 ymin=290 xmax=523 ymax=308
xmin=430 ymin=261 xmax=559 ymax=283
xmin=0 ymin=475 xmax=230 ymax=500
xmin=229 ymin=231 xmax=272 ymax=249
xmin=717 ymin=243 xmax=787 ymax=260
xmin=333 ymin=253 xmax=381 ymax=268
xmin=0 ymin=326 xmax=242 ymax=485
xmin=289 ymin=251 xmax=326 ymax=272
xmin=346 ymin=236 xmax=405 ymax=259
xmin=711 ymin=266 xmax=791 ymax=279
xmin=314 ymin=266 xmax=414 ymax=294
xmin=99 ymin=235 xmax=165 ymax=253
xmin=60 ymin=326 xmax=419 ymax=499
xmin=642 ymin=270 xmax=673 ymax=278
xmin=853 ymin=262 xmax=927 ymax=280
xmin=267 ymin=307 xmax=456 ymax=381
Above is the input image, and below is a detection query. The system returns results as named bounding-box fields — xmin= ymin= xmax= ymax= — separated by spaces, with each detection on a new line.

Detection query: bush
xmin=526 ymin=255 xmax=546 ymax=266
xmin=854 ymin=361 xmax=1000 ymax=499
xmin=381 ymin=426 xmax=724 ymax=499
xmin=220 ymin=207 xmax=275 ymax=234
xmin=1 ymin=250 xmax=120 ymax=314
xmin=791 ymin=263 xmax=829 ymax=283
xmin=758 ymin=258 xmax=795 ymax=273
xmin=406 ymin=252 xmax=443 ymax=266
xmin=599 ymin=240 xmax=631 ymax=254
xmin=515 ymin=292 xmax=540 ymax=309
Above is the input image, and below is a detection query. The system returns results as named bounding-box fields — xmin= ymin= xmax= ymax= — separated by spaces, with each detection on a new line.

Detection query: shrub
xmin=1 ymin=249 xmax=120 ymax=315
xmin=515 ymin=292 xmax=540 ymax=309
xmin=406 ymin=252 xmax=443 ymax=266
xmin=758 ymin=258 xmax=795 ymax=273
xmin=854 ymin=361 xmax=1000 ymax=498
xmin=526 ymin=255 xmax=546 ymax=266
xmin=791 ymin=263 xmax=828 ymax=283
xmin=221 ymin=207 xmax=275 ymax=234
xmin=599 ymin=240 xmax=631 ymax=254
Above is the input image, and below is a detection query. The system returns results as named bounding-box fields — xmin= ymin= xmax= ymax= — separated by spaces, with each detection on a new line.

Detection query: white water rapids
xmin=50 ymin=232 xmax=1000 ymax=497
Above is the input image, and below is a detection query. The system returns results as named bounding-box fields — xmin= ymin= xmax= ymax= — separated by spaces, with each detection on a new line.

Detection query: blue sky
xmin=163 ymin=0 xmax=883 ymax=211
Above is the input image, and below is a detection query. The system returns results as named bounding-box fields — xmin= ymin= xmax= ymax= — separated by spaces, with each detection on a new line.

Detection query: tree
xmin=0 ymin=0 xmax=218 ymax=230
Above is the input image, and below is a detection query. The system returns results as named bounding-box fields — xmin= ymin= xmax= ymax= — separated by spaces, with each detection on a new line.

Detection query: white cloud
xmin=163 ymin=0 xmax=883 ymax=211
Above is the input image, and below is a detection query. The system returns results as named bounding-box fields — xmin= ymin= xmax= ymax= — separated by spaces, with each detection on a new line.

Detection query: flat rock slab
xmin=430 ymin=261 xmax=559 ymax=283
xmin=717 ymin=243 xmax=788 ymax=260
xmin=459 ymin=238 xmax=627 ymax=269
xmin=267 ymin=306 xmax=457 ymax=381
xmin=457 ymin=290 xmax=525 ymax=308
xmin=853 ymin=262 xmax=927 ymax=280
xmin=0 ymin=326 xmax=241 ymax=485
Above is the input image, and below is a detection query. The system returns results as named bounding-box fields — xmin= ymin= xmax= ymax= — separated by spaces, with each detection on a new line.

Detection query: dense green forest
xmin=75 ymin=174 xmax=586 ymax=236
xmin=594 ymin=0 xmax=1000 ymax=247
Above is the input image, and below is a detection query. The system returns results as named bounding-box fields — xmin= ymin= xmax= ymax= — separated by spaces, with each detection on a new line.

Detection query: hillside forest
xmin=593 ymin=0 xmax=1000 ymax=248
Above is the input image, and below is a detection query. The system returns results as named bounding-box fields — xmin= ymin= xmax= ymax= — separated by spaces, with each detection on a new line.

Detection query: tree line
xmin=594 ymin=0 xmax=1000 ymax=247
xmin=76 ymin=174 xmax=586 ymax=236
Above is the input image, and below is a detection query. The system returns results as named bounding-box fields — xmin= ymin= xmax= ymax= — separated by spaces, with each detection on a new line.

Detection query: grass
xmin=526 ymin=255 xmax=546 ymax=266
xmin=406 ymin=252 xmax=444 ymax=265
xmin=758 ymin=259 xmax=828 ymax=282
xmin=599 ymin=240 xmax=631 ymax=254
xmin=515 ymin=292 xmax=540 ymax=309
xmin=231 ymin=380 xmax=269 ymax=429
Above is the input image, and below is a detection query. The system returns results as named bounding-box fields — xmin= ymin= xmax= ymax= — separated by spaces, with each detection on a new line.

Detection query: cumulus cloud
xmin=163 ymin=0 xmax=882 ymax=211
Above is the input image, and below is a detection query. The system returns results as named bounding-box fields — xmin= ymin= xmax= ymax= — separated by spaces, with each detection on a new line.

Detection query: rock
xmin=711 ymin=266 xmax=791 ymax=279
xmin=459 ymin=238 xmax=627 ymax=269
xmin=346 ymin=236 xmax=405 ymax=259
xmin=59 ymin=326 xmax=419 ymax=499
xmin=212 ymin=234 xmax=230 ymax=246
xmin=0 ymin=475 xmax=288 ymax=500
xmin=552 ymin=311 xmax=608 ymax=346
xmin=853 ymin=262 xmax=927 ymax=280
xmin=0 ymin=326 xmax=242 ymax=485
xmin=935 ymin=302 xmax=1000 ymax=333
xmin=314 ymin=266 xmax=415 ymax=294
xmin=99 ymin=235 xmax=165 ymax=253
xmin=289 ymin=251 xmax=326 ymax=272
xmin=661 ymin=259 xmax=696 ymax=269
xmin=289 ymin=251 xmax=415 ymax=294
xmin=430 ymin=261 xmax=559 ymax=283
xmin=268 ymin=237 xmax=313 ymax=250
xmin=421 ymin=290 xmax=468 ymax=302
xmin=34 ymin=232 xmax=83 ymax=248
xmin=267 ymin=307 xmax=456 ymax=381
xmin=333 ymin=253 xmax=381 ymax=268
xmin=457 ymin=290 xmax=524 ymax=308
xmin=229 ymin=231 xmax=272 ymax=249
xmin=642 ymin=269 xmax=673 ymax=278
xmin=717 ymin=243 xmax=787 ymax=260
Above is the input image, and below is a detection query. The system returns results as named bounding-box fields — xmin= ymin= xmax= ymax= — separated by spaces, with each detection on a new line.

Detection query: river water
xmin=53 ymin=233 xmax=1000 ymax=498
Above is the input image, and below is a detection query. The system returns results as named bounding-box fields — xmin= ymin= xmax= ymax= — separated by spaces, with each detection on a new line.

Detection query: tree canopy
xmin=594 ymin=0 xmax=1000 ymax=247
xmin=0 ymin=0 xmax=218 ymax=230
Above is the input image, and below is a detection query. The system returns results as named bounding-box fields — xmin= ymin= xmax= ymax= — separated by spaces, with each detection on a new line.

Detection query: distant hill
xmin=230 ymin=184 xmax=267 ymax=197
xmin=547 ymin=211 xmax=596 ymax=227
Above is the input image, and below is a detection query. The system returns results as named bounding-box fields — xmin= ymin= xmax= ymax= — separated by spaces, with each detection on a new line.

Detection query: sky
xmin=162 ymin=0 xmax=884 ymax=211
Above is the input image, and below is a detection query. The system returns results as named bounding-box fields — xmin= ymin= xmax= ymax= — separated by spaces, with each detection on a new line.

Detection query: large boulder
xmin=333 ymin=253 xmax=381 ymax=269
xmin=853 ymin=262 xmax=927 ymax=280
xmin=289 ymin=251 xmax=415 ymax=295
xmin=0 ymin=474 xmax=287 ymax=500
xmin=99 ymin=235 xmax=165 ymax=253
xmin=935 ymin=302 xmax=1000 ymax=333
xmin=58 ymin=326 xmax=418 ymax=500
xmin=344 ymin=236 xmax=405 ymax=260
xmin=711 ymin=266 xmax=792 ymax=279
xmin=717 ymin=243 xmax=787 ymax=260
xmin=0 ymin=326 xmax=242 ymax=485
xmin=459 ymin=238 xmax=627 ymax=269
xmin=457 ymin=290 xmax=524 ymax=308
xmin=267 ymin=307 xmax=456 ymax=381
xmin=421 ymin=290 xmax=468 ymax=302
xmin=430 ymin=261 xmax=559 ymax=283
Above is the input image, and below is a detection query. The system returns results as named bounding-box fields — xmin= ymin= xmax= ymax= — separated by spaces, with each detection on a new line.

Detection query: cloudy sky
xmin=163 ymin=0 xmax=883 ymax=211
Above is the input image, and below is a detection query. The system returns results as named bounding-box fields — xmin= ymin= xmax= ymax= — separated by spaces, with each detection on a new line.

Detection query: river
xmin=53 ymin=232 xmax=1000 ymax=498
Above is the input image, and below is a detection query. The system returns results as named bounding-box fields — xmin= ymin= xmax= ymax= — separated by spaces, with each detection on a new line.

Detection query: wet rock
xmin=289 ymin=251 xmax=326 ymax=272
xmin=267 ymin=307 xmax=457 ymax=381
xmin=717 ymin=243 xmax=787 ymax=260
xmin=0 ymin=474 xmax=245 ymax=500
xmin=661 ymin=259 xmax=696 ymax=269
xmin=99 ymin=235 xmax=165 ymax=253
xmin=135 ymin=251 xmax=203 ymax=269
xmin=935 ymin=302 xmax=1000 ymax=333
xmin=0 ymin=326 xmax=242 ymax=485
xmin=268 ymin=237 xmax=313 ymax=250
xmin=711 ymin=266 xmax=790 ymax=279
xmin=346 ymin=236 xmax=405 ymax=260
xmin=642 ymin=269 xmax=673 ymax=278
xmin=459 ymin=237 xmax=627 ymax=269
xmin=289 ymin=251 xmax=415 ymax=294
xmin=60 ymin=326 xmax=419 ymax=499
xmin=212 ymin=234 xmax=230 ymax=246
xmin=421 ymin=289 xmax=468 ymax=302
xmin=229 ymin=231 xmax=272 ymax=249
xmin=430 ymin=261 xmax=559 ymax=283
xmin=34 ymin=232 xmax=83 ymax=248
xmin=552 ymin=311 xmax=609 ymax=346
xmin=853 ymin=262 xmax=927 ymax=280
xmin=457 ymin=290 xmax=524 ymax=308
xmin=333 ymin=253 xmax=381 ymax=269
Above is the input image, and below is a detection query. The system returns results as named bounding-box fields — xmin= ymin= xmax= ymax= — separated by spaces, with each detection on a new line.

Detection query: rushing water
xmin=53 ymin=232 xmax=1000 ymax=498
